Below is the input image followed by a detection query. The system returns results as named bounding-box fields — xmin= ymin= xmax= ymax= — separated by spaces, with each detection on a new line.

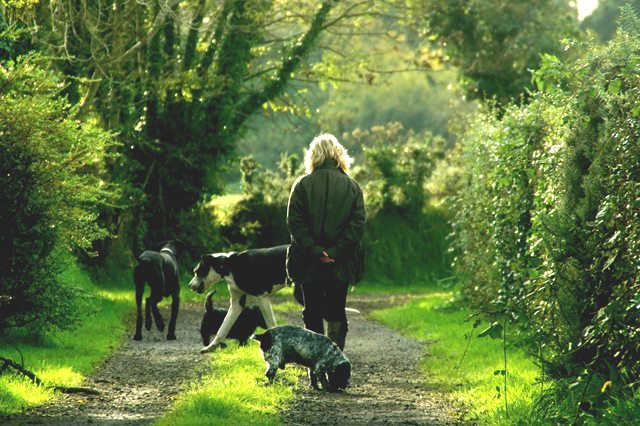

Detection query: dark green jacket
xmin=286 ymin=160 xmax=366 ymax=285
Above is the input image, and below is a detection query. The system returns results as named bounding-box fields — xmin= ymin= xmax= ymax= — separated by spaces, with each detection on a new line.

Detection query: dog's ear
xmin=211 ymin=255 xmax=231 ymax=277
xmin=205 ymin=290 xmax=216 ymax=311
xmin=156 ymin=239 xmax=171 ymax=250
xmin=251 ymin=332 xmax=272 ymax=351
xmin=173 ymin=239 xmax=186 ymax=251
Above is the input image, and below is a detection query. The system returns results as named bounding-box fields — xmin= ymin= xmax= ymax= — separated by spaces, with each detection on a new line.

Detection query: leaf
xmin=608 ymin=79 xmax=622 ymax=95
xmin=478 ymin=322 xmax=503 ymax=339
xmin=603 ymin=250 xmax=619 ymax=271
xmin=493 ymin=369 xmax=506 ymax=376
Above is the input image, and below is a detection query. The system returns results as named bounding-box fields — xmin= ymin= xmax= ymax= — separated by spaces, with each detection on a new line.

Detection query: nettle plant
xmin=452 ymin=8 xmax=640 ymax=420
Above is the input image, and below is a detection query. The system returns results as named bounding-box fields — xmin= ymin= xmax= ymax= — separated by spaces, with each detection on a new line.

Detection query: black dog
xmin=200 ymin=291 xmax=267 ymax=346
xmin=252 ymin=325 xmax=351 ymax=392
xmin=133 ymin=241 xmax=180 ymax=341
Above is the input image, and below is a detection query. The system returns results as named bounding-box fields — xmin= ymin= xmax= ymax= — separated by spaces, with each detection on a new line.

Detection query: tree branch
xmin=232 ymin=0 xmax=337 ymax=133
xmin=108 ymin=0 xmax=180 ymax=66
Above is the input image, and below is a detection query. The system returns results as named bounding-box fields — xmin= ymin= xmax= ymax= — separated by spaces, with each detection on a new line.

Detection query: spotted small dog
xmin=200 ymin=291 xmax=267 ymax=346
xmin=252 ymin=325 xmax=351 ymax=392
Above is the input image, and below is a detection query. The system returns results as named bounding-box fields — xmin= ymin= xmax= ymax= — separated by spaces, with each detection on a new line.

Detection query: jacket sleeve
xmin=287 ymin=178 xmax=324 ymax=258
xmin=326 ymin=183 xmax=366 ymax=260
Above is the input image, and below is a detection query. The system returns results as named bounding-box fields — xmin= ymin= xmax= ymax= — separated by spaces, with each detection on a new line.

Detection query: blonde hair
xmin=304 ymin=133 xmax=354 ymax=175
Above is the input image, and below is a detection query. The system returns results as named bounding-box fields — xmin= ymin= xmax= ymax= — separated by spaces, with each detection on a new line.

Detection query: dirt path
xmin=1 ymin=303 xmax=209 ymax=425
xmin=2 ymin=295 xmax=460 ymax=425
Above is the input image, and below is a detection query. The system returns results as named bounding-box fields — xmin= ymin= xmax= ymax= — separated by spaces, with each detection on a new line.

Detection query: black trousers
xmin=300 ymin=265 xmax=348 ymax=334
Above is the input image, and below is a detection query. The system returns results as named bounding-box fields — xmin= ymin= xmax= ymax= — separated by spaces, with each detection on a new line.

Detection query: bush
xmin=215 ymin=125 xmax=452 ymax=285
xmin=346 ymin=122 xmax=444 ymax=217
xmin=0 ymin=55 xmax=118 ymax=332
xmin=451 ymin=8 xmax=640 ymax=421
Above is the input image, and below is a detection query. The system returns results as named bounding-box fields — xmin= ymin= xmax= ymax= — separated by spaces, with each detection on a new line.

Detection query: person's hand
xmin=320 ymin=251 xmax=335 ymax=264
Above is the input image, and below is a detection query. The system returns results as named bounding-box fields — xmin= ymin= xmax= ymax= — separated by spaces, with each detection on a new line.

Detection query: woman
xmin=286 ymin=133 xmax=366 ymax=350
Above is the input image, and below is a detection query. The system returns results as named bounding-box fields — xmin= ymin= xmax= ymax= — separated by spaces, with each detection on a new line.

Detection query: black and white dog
xmin=200 ymin=290 xmax=267 ymax=346
xmin=188 ymin=245 xmax=288 ymax=353
xmin=133 ymin=241 xmax=180 ymax=341
xmin=252 ymin=325 xmax=351 ymax=392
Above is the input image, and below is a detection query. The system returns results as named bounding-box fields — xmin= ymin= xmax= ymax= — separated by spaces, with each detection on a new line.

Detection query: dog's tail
xmin=204 ymin=290 xmax=217 ymax=312
xmin=133 ymin=262 xmax=148 ymax=311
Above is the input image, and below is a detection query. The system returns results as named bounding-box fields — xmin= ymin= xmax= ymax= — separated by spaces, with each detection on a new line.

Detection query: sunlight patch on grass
xmin=371 ymin=291 xmax=542 ymax=424
xmin=0 ymin=262 xmax=132 ymax=415
xmin=158 ymin=343 xmax=300 ymax=425
xmin=0 ymin=377 xmax=53 ymax=409
xmin=37 ymin=367 xmax=84 ymax=387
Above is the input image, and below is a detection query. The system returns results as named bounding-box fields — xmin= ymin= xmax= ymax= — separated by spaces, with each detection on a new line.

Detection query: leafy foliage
xmin=28 ymin=0 xmax=407 ymax=256
xmin=451 ymin=8 xmax=640 ymax=421
xmin=415 ymin=0 xmax=579 ymax=104
xmin=215 ymin=123 xmax=451 ymax=283
xmin=347 ymin=122 xmax=444 ymax=217
xmin=0 ymin=55 xmax=119 ymax=332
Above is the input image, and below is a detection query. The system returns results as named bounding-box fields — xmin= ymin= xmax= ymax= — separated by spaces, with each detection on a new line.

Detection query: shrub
xmin=0 ymin=55 xmax=118 ymax=332
xmin=216 ymin=124 xmax=452 ymax=284
xmin=451 ymin=8 xmax=640 ymax=420
xmin=346 ymin=122 xmax=444 ymax=217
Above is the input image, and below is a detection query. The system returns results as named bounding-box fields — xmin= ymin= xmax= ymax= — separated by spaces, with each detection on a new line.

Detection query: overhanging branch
xmin=232 ymin=0 xmax=337 ymax=132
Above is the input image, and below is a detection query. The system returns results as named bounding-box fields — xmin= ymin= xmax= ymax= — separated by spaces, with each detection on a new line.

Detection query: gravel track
xmin=2 ymin=294 xmax=460 ymax=425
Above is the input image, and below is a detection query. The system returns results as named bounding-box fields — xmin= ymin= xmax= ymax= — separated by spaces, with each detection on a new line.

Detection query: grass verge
xmin=158 ymin=342 xmax=301 ymax=426
xmin=157 ymin=299 xmax=303 ymax=425
xmin=0 ymin=261 xmax=132 ymax=415
xmin=371 ymin=290 xmax=542 ymax=424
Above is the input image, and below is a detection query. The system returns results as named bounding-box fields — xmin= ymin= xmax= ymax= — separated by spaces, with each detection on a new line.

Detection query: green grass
xmin=371 ymin=291 xmax=542 ymax=424
xmin=0 ymin=261 xmax=133 ymax=415
xmin=158 ymin=332 xmax=301 ymax=426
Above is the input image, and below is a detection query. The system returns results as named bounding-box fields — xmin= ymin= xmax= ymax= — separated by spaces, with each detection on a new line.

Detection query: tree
xmin=27 ymin=0 xmax=402 ymax=253
xmin=412 ymin=0 xmax=580 ymax=104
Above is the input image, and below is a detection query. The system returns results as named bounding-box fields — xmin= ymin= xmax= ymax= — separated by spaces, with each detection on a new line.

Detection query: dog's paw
xmin=133 ymin=334 xmax=142 ymax=341
xmin=156 ymin=321 xmax=165 ymax=332
xmin=166 ymin=333 xmax=177 ymax=340
xmin=144 ymin=320 xmax=152 ymax=331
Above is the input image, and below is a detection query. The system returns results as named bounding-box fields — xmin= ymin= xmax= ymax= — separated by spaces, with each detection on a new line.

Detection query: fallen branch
xmin=0 ymin=356 xmax=100 ymax=395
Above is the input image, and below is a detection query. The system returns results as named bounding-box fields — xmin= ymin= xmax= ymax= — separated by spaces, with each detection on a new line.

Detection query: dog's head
xmin=157 ymin=240 xmax=185 ymax=256
xmin=328 ymin=360 xmax=351 ymax=391
xmin=188 ymin=253 xmax=232 ymax=294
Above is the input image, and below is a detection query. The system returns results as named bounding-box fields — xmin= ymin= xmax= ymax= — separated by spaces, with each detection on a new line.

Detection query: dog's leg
xmin=315 ymin=367 xmax=334 ymax=392
xmin=309 ymin=370 xmax=319 ymax=390
xmin=265 ymin=362 xmax=278 ymax=383
xmin=145 ymin=296 xmax=153 ymax=331
xmin=133 ymin=265 xmax=145 ymax=341
xmin=255 ymin=297 xmax=277 ymax=329
xmin=200 ymin=318 xmax=210 ymax=346
xmin=145 ymin=266 xmax=164 ymax=331
xmin=149 ymin=291 xmax=165 ymax=332
xmin=166 ymin=293 xmax=179 ymax=340
xmin=201 ymin=285 xmax=244 ymax=353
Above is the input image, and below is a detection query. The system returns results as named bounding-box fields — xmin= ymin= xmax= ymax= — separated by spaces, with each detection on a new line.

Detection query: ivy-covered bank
xmin=451 ymin=9 xmax=640 ymax=422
